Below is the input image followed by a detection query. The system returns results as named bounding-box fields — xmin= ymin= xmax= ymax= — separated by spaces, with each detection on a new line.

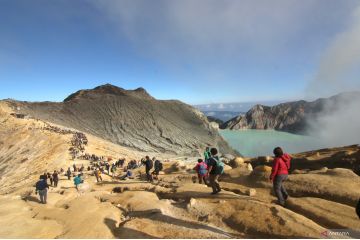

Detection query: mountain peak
xmin=63 ymin=84 xmax=153 ymax=102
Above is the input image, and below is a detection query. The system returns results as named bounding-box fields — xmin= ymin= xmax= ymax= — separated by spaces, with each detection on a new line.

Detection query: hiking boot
xmin=211 ymin=191 xmax=218 ymax=195
xmin=217 ymin=189 xmax=222 ymax=193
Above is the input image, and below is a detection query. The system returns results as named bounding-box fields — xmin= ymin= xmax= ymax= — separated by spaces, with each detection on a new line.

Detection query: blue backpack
xmin=198 ymin=163 xmax=207 ymax=175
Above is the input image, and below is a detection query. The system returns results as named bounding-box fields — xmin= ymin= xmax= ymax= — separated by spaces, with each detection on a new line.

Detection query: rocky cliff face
xmin=221 ymin=92 xmax=360 ymax=133
xmin=7 ymin=84 xmax=236 ymax=156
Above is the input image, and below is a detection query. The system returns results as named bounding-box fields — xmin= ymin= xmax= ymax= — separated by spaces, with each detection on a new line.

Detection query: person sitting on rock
xmin=270 ymin=147 xmax=292 ymax=207
xmin=193 ymin=159 xmax=208 ymax=185
xmin=119 ymin=170 xmax=133 ymax=180
xmin=35 ymin=175 xmax=49 ymax=204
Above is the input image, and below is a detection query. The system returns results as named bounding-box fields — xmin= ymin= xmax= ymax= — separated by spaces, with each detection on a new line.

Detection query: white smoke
xmin=307 ymin=5 xmax=360 ymax=147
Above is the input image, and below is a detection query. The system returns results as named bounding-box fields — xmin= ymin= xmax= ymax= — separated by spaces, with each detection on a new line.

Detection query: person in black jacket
xmin=356 ymin=198 xmax=360 ymax=219
xmin=145 ymin=156 xmax=153 ymax=182
xmin=35 ymin=175 xmax=49 ymax=204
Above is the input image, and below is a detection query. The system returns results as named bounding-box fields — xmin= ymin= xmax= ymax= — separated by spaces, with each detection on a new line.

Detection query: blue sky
xmin=1 ymin=0 xmax=360 ymax=104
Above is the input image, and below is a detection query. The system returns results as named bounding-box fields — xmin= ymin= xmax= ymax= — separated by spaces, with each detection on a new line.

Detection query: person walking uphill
xmin=35 ymin=175 xmax=49 ymax=204
xmin=270 ymin=147 xmax=292 ymax=207
xmin=207 ymin=148 xmax=224 ymax=194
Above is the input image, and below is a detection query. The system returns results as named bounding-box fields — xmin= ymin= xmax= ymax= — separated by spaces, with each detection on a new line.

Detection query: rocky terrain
xmin=221 ymin=91 xmax=360 ymax=133
xmin=0 ymin=91 xmax=359 ymax=238
xmin=4 ymin=84 xmax=236 ymax=156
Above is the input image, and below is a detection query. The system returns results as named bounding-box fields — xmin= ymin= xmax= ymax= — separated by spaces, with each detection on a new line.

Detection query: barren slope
xmin=6 ymin=84 xmax=236 ymax=156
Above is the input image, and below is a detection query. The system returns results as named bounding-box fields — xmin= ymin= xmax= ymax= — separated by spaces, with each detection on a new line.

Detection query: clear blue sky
xmin=1 ymin=0 xmax=359 ymax=104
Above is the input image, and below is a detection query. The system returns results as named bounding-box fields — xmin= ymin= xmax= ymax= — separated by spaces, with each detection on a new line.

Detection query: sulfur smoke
xmin=306 ymin=5 xmax=360 ymax=147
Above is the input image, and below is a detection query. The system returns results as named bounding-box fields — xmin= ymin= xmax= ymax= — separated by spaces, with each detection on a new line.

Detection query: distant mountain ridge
xmin=221 ymin=92 xmax=360 ymax=133
xmin=5 ymin=84 xmax=237 ymax=156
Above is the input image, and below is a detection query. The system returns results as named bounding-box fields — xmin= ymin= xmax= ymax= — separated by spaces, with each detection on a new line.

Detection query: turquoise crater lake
xmin=220 ymin=129 xmax=325 ymax=157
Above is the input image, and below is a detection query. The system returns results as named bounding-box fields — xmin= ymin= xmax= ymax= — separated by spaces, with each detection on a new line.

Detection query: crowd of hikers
xmin=33 ymin=145 xmax=360 ymax=217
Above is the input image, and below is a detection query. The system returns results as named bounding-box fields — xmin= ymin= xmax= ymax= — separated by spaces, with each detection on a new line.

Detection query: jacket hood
xmin=281 ymin=153 xmax=291 ymax=162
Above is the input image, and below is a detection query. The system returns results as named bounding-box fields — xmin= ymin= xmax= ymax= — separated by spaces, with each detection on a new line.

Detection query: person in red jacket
xmin=270 ymin=147 xmax=291 ymax=207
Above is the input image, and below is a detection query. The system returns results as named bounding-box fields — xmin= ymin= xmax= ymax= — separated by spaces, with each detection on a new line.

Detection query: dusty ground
xmin=0 ymin=101 xmax=359 ymax=238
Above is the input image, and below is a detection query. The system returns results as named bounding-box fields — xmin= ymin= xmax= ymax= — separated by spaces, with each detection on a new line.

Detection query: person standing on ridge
xmin=207 ymin=148 xmax=222 ymax=194
xmin=52 ymin=170 xmax=59 ymax=187
xmin=35 ymin=175 xmax=49 ymax=204
xmin=145 ymin=156 xmax=153 ymax=182
xmin=270 ymin=147 xmax=292 ymax=207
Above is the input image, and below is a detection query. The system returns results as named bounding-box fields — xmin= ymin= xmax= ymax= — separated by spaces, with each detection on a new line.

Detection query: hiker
xmin=119 ymin=170 xmax=133 ymax=180
xmin=47 ymin=172 xmax=53 ymax=186
xmin=193 ymin=159 xmax=208 ymax=185
xmin=204 ymin=147 xmax=211 ymax=162
xmin=94 ymin=168 xmax=102 ymax=182
xmin=66 ymin=167 xmax=72 ymax=180
xmin=35 ymin=175 xmax=49 ymax=204
xmin=80 ymin=164 xmax=84 ymax=172
xmin=52 ymin=170 xmax=59 ymax=187
xmin=270 ymin=147 xmax=292 ymax=207
xmin=105 ymin=163 xmax=110 ymax=175
xmin=207 ymin=148 xmax=224 ymax=194
xmin=356 ymin=198 xmax=360 ymax=219
xmin=152 ymin=158 xmax=163 ymax=180
xmin=73 ymin=174 xmax=82 ymax=191
xmin=111 ymin=164 xmax=116 ymax=178
xmin=145 ymin=156 xmax=153 ymax=182
xmin=73 ymin=164 xmax=77 ymax=172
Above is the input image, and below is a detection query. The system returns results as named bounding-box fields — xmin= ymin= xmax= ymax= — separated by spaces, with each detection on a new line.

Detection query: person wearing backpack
xmin=145 ymin=156 xmax=153 ymax=182
xmin=270 ymin=147 xmax=292 ymax=207
xmin=193 ymin=159 xmax=208 ymax=185
xmin=35 ymin=175 xmax=49 ymax=204
xmin=207 ymin=148 xmax=223 ymax=194
xmin=153 ymin=159 xmax=162 ymax=180
xmin=204 ymin=147 xmax=211 ymax=162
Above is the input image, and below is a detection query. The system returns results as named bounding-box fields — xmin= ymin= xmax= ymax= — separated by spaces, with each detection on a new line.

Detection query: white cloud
xmin=307 ymin=4 xmax=360 ymax=97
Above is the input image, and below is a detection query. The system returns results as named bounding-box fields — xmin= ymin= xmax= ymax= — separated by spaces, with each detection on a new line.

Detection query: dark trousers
xmin=146 ymin=169 xmax=153 ymax=182
xmin=273 ymin=174 xmax=288 ymax=206
xmin=209 ymin=174 xmax=221 ymax=193
xmin=53 ymin=180 xmax=58 ymax=187
xmin=198 ymin=174 xmax=208 ymax=185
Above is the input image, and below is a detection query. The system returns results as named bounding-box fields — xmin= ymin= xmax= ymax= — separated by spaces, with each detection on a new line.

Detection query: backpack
xmin=198 ymin=163 xmax=207 ymax=175
xmin=147 ymin=160 xmax=153 ymax=169
xmin=212 ymin=157 xmax=224 ymax=175
xmin=158 ymin=162 xmax=163 ymax=171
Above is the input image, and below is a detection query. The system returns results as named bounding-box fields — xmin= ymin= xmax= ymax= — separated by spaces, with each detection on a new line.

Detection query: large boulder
xmin=230 ymin=157 xmax=245 ymax=168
